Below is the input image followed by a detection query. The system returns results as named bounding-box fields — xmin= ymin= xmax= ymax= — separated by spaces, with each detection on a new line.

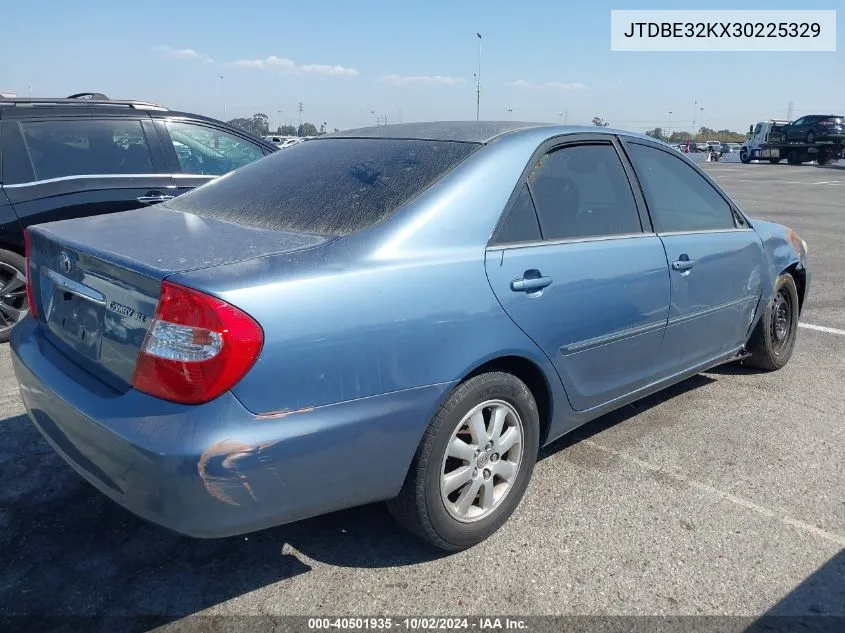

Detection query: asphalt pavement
xmin=0 ymin=160 xmax=843 ymax=627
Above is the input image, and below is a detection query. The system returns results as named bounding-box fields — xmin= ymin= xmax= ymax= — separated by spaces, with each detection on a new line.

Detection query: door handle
xmin=511 ymin=276 xmax=553 ymax=292
xmin=137 ymin=194 xmax=175 ymax=205
xmin=672 ymin=258 xmax=696 ymax=271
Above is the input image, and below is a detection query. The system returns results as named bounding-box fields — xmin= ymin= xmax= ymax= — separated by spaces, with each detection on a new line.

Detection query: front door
xmin=153 ymin=119 xmax=269 ymax=197
xmin=623 ymin=140 xmax=764 ymax=373
xmin=485 ymin=140 xmax=671 ymax=412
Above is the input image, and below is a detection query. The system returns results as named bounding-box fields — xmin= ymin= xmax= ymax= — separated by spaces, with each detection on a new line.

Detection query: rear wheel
xmin=0 ymin=249 xmax=28 ymax=343
xmin=744 ymin=273 xmax=799 ymax=371
xmin=817 ymin=154 xmax=830 ymax=166
xmin=388 ymin=372 xmax=540 ymax=550
xmin=787 ymin=151 xmax=802 ymax=165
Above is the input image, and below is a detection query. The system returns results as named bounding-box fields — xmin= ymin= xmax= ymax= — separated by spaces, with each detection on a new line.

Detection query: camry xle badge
xmin=59 ymin=251 xmax=72 ymax=274
xmin=107 ymin=301 xmax=147 ymax=323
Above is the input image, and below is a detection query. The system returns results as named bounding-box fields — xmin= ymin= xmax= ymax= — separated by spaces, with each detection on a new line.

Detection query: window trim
xmin=618 ymin=136 xmax=753 ymax=232
xmin=488 ymin=133 xmax=651 ymax=247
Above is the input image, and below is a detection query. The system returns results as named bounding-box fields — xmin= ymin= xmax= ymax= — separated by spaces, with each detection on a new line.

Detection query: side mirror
xmin=748 ymin=125 xmax=753 ymax=134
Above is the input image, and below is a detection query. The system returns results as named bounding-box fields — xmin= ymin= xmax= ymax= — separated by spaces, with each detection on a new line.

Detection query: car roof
xmin=321 ymin=121 xmax=654 ymax=145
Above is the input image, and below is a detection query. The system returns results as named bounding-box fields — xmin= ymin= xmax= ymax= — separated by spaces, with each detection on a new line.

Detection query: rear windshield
xmin=165 ymin=137 xmax=480 ymax=236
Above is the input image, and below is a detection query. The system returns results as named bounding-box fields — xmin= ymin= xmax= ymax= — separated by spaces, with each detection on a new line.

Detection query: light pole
xmin=692 ymin=100 xmax=698 ymax=139
xmin=475 ymin=32 xmax=482 ymax=121
xmin=297 ymin=102 xmax=303 ymax=135
xmin=277 ymin=109 xmax=283 ymax=133
xmin=668 ymin=111 xmax=672 ymax=138
xmin=699 ymin=107 xmax=704 ymax=137
xmin=218 ymin=75 xmax=227 ymax=121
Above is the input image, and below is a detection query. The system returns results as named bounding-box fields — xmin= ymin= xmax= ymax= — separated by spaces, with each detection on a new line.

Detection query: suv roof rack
xmin=0 ymin=92 xmax=168 ymax=111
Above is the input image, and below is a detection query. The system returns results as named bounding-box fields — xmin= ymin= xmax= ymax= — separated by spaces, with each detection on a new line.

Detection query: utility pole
xmin=218 ymin=75 xmax=227 ymax=121
xmin=297 ymin=102 xmax=303 ymax=135
xmin=786 ymin=101 xmax=794 ymax=120
xmin=668 ymin=111 xmax=672 ymax=138
xmin=475 ymin=32 xmax=482 ymax=121
xmin=277 ymin=109 xmax=283 ymax=133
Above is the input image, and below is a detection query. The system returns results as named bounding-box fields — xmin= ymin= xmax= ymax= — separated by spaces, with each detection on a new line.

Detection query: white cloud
xmin=505 ymin=79 xmax=587 ymax=91
xmin=300 ymin=64 xmax=359 ymax=77
xmin=380 ymin=74 xmax=465 ymax=86
xmin=229 ymin=56 xmax=357 ymax=77
xmin=154 ymin=45 xmax=213 ymax=63
xmin=232 ymin=55 xmax=296 ymax=70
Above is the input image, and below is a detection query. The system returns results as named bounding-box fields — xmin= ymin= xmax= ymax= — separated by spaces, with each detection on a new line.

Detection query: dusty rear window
xmin=165 ymin=137 xmax=480 ymax=236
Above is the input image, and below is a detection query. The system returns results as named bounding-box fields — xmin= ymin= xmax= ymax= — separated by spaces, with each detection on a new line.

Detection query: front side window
xmin=625 ymin=143 xmax=735 ymax=232
xmin=165 ymin=121 xmax=265 ymax=176
xmin=19 ymin=119 xmax=153 ymax=181
xmin=527 ymin=143 xmax=642 ymax=240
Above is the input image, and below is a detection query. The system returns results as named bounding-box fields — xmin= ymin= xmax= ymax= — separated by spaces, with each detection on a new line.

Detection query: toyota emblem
xmin=59 ymin=251 xmax=72 ymax=274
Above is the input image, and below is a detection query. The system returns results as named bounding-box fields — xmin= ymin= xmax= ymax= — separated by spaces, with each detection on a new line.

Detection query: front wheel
xmin=0 ymin=249 xmax=28 ymax=343
xmin=740 ymin=149 xmax=751 ymax=163
xmin=388 ymin=372 xmax=540 ymax=550
xmin=744 ymin=273 xmax=800 ymax=371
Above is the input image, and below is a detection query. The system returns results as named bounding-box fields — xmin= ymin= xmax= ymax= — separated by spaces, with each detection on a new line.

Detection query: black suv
xmin=0 ymin=93 xmax=277 ymax=341
xmin=779 ymin=114 xmax=845 ymax=144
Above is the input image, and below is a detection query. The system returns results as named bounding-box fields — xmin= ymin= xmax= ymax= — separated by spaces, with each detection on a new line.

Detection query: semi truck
xmin=740 ymin=120 xmax=844 ymax=165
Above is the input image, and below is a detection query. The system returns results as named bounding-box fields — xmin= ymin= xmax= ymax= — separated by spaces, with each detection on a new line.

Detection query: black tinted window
xmin=527 ymin=144 xmax=641 ymax=240
xmin=165 ymin=121 xmax=265 ymax=176
xmin=495 ymin=184 xmax=541 ymax=244
xmin=166 ymin=138 xmax=479 ymax=236
xmin=626 ymin=143 xmax=735 ymax=232
xmin=19 ymin=120 xmax=153 ymax=181
xmin=1 ymin=122 xmax=36 ymax=185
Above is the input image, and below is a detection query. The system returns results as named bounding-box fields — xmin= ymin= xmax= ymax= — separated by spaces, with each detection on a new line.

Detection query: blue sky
xmin=0 ymin=0 xmax=841 ymax=133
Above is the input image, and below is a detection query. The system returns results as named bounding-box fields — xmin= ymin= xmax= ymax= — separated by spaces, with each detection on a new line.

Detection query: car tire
xmin=388 ymin=371 xmax=540 ymax=551
xmin=817 ymin=155 xmax=829 ymax=166
xmin=740 ymin=149 xmax=750 ymax=164
xmin=0 ymin=248 xmax=28 ymax=344
xmin=744 ymin=273 xmax=800 ymax=371
xmin=787 ymin=151 xmax=802 ymax=165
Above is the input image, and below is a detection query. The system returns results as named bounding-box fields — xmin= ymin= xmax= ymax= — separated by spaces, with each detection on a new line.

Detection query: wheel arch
xmin=782 ymin=263 xmax=807 ymax=314
xmin=461 ymin=354 xmax=555 ymax=447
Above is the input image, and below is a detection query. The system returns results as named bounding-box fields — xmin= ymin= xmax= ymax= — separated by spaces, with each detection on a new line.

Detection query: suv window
xmin=19 ymin=119 xmax=153 ymax=181
xmin=527 ymin=143 xmax=641 ymax=240
xmin=164 ymin=121 xmax=265 ymax=176
xmin=626 ymin=143 xmax=735 ymax=232
xmin=165 ymin=138 xmax=479 ymax=236
xmin=791 ymin=117 xmax=806 ymax=126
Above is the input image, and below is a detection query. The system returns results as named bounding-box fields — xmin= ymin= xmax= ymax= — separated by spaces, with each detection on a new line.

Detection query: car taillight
xmin=23 ymin=229 xmax=38 ymax=321
xmin=132 ymin=281 xmax=263 ymax=405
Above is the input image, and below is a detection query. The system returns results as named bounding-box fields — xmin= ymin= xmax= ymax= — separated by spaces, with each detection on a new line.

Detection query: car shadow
xmin=538 ymin=373 xmax=717 ymax=459
xmin=0 ymin=371 xmax=719 ymax=626
xmin=744 ymin=549 xmax=845 ymax=631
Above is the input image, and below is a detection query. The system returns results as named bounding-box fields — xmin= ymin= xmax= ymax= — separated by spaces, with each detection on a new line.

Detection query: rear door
xmin=153 ymin=118 xmax=270 ymax=197
xmin=1 ymin=116 xmax=173 ymax=229
xmin=622 ymin=139 xmax=764 ymax=373
xmin=485 ymin=136 xmax=671 ymax=412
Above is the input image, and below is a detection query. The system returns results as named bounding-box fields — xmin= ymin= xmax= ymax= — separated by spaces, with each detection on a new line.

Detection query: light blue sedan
xmin=12 ymin=122 xmax=810 ymax=550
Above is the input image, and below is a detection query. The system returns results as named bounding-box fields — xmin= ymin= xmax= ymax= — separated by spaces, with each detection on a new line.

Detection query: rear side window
xmin=494 ymin=184 xmax=541 ymax=244
xmin=165 ymin=138 xmax=479 ymax=236
xmin=19 ymin=119 xmax=153 ymax=181
xmin=820 ymin=116 xmax=843 ymax=124
xmin=626 ymin=143 xmax=735 ymax=232
xmin=527 ymin=143 xmax=642 ymax=240
xmin=165 ymin=120 xmax=266 ymax=176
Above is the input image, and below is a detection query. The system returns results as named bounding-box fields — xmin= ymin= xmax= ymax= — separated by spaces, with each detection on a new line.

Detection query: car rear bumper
xmin=10 ymin=318 xmax=452 ymax=538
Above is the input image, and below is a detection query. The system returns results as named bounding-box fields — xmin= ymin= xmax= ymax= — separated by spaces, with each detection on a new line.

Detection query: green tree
xmin=298 ymin=122 xmax=318 ymax=137
xmin=227 ymin=113 xmax=271 ymax=137
xmin=668 ymin=131 xmax=692 ymax=143
xmin=645 ymin=127 xmax=666 ymax=142
xmin=277 ymin=124 xmax=297 ymax=135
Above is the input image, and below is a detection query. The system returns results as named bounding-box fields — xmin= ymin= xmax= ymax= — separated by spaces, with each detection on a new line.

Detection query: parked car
xmin=0 ymin=93 xmax=277 ymax=341
xmin=12 ymin=122 xmax=810 ymax=550
xmin=778 ymin=115 xmax=845 ymax=144
xmin=720 ymin=143 xmax=732 ymax=154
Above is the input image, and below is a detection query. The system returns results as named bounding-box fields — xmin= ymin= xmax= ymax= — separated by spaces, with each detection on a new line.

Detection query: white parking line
xmin=799 ymin=322 xmax=845 ymax=336
xmin=583 ymin=440 xmax=845 ymax=547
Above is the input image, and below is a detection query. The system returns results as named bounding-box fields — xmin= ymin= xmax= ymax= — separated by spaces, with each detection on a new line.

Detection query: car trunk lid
xmin=26 ymin=206 xmax=331 ymax=389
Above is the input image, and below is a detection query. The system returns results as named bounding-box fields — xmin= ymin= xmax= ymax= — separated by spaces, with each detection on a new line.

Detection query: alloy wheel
xmin=439 ymin=399 xmax=524 ymax=523
xmin=0 ymin=261 xmax=28 ymax=333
